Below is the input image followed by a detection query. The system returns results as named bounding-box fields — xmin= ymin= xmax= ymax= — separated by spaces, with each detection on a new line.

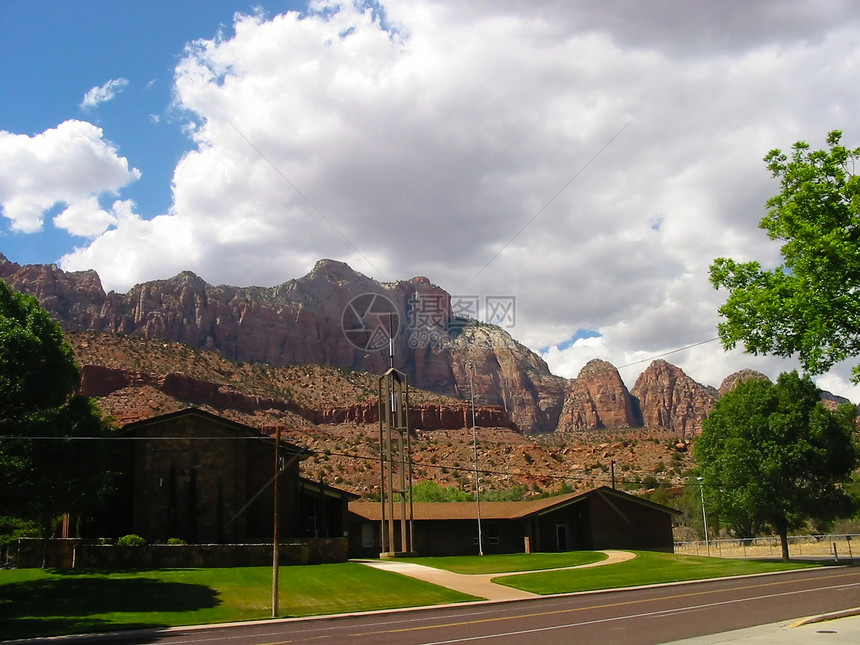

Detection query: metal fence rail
xmin=674 ymin=534 xmax=858 ymax=561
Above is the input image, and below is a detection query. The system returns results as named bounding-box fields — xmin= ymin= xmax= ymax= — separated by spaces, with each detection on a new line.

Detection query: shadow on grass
xmin=0 ymin=576 xmax=220 ymax=640
xmin=3 ymin=617 xmax=167 ymax=643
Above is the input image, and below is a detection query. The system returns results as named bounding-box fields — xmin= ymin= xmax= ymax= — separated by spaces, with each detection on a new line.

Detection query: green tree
xmin=411 ymin=480 xmax=471 ymax=502
xmin=709 ymin=131 xmax=860 ymax=380
xmin=695 ymin=372 xmax=857 ymax=560
xmin=0 ymin=516 xmax=37 ymax=564
xmin=0 ymin=281 xmax=80 ymax=420
xmin=0 ymin=280 xmax=113 ymax=548
xmin=481 ymin=485 xmax=528 ymax=502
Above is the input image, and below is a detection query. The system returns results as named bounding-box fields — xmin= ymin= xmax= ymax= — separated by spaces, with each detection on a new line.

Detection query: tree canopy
xmin=694 ymin=372 xmax=857 ymax=560
xmin=0 ymin=281 xmax=80 ymax=422
xmin=709 ymin=130 xmax=860 ymax=380
xmin=0 ymin=280 xmax=113 ymax=541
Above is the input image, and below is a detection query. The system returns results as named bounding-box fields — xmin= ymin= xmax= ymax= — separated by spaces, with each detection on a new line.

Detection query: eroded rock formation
xmin=557 ymin=359 xmax=637 ymax=431
xmin=631 ymin=359 xmax=718 ymax=438
xmin=1 ymin=255 xmax=564 ymax=433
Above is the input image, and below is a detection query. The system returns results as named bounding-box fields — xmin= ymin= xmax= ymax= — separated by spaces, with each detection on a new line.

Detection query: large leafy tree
xmin=0 ymin=280 xmax=112 ymax=543
xmin=709 ymin=131 xmax=860 ymax=380
xmin=695 ymin=372 xmax=857 ymax=560
xmin=0 ymin=281 xmax=80 ymax=420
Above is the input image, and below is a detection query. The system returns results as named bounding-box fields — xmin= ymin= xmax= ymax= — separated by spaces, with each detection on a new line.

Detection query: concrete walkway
xmin=359 ymin=550 xmax=636 ymax=601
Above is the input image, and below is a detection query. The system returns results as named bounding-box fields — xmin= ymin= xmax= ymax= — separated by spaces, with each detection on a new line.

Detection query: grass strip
xmin=399 ymin=550 xmax=607 ymax=574
xmin=0 ymin=563 xmax=478 ymax=640
xmin=493 ymin=551 xmax=823 ymax=594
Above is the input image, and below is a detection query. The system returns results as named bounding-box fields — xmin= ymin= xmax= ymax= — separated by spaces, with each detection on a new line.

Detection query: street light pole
xmin=697 ymin=476 xmax=710 ymax=556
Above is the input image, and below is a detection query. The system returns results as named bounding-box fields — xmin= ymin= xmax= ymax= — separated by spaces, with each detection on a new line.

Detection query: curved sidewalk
xmin=359 ymin=550 xmax=636 ymax=601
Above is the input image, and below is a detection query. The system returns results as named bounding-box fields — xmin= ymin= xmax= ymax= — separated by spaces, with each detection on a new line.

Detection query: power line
xmin=1 ymin=432 xmax=692 ymax=491
xmin=0 ymin=435 xmax=288 ymax=441
xmin=616 ymin=337 xmax=722 ymax=370
xmin=471 ymin=121 xmax=631 ymax=283
xmin=229 ymin=121 xmax=387 ymax=281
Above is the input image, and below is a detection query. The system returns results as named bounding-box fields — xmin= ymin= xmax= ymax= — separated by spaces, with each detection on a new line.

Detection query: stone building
xmin=91 ymin=408 xmax=355 ymax=544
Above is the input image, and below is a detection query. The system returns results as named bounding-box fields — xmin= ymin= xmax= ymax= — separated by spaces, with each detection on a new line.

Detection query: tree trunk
xmin=778 ymin=527 xmax=790 ymax=561
xmin=40 ymin=520 xmax=50 ymax=569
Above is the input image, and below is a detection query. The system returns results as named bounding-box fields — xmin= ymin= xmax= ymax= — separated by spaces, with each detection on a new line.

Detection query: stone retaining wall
xmin=16 ymin=537 xmax=348 ymax=569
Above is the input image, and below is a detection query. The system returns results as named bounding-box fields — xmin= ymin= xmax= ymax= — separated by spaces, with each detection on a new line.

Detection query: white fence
xmin=674 ymin=534 xmax=859 ymax=561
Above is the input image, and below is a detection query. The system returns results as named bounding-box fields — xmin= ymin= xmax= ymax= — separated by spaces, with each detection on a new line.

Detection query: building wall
xmin=587 ymin=491 xmax=675 ymax=552
xmin=131 ymin=418 xmax=242 ymax=542
xmin=349 ymin=517 xmax=531 ymax=558
xmin=17 ymin=538 xmax=349 ymax=568
xmin=348 ymin=491 xmax=677 ymax=557
xmin=296 ymin=482 xmax=351 ymax=539
xmin=533 ymin=500 xmax=590 ymax=552
xmin=416 ymin=519 xmax=527 ymax=556
xmin=128 ymin=415 xmax=289 ymax=543
xmin=92 ymin=413 xmax=305 ymax=544
xmin=242 ymin=433 xmax=302 ymax=540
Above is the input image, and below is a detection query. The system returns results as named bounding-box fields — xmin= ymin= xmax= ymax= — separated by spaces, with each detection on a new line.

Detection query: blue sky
xmin=2 ymin=0 xmax=860 ymax=399
xmin=0 ymin=0 xmax=299 ymax=264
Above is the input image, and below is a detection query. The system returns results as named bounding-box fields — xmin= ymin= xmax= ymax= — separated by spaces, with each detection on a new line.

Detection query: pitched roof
xmin=299 ymin=477 xmax=361 ymax=501
xmin=349 ymin=486 xmax=680 ymax=521
xmin=120 ymin=407 xmax=311 ymax=457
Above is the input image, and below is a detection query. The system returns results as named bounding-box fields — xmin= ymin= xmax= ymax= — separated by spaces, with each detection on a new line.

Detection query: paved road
xmin=49 ymin=566 xmax=860 ymax=645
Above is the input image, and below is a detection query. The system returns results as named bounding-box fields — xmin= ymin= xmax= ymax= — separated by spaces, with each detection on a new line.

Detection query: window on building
xmin=361 ymin=523 xmax=375 ymax=547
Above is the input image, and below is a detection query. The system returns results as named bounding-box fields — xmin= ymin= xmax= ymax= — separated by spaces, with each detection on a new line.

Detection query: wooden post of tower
xmin=378 ymin=366 xmax=415 ymax=557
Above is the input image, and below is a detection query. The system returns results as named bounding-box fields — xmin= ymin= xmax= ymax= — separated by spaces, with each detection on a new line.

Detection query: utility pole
xmin=272 ymin=429 xmax=280 ymax=617
xmin=470 ymin=363 xmax=483 ymax=556
xmin=697 ymin=476 xmax=710 ymax=556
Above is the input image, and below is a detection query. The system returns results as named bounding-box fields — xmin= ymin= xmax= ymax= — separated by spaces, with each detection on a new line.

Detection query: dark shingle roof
xmin=120 ymin=407 xmax=310 ymax=457
xmin=349 ymin=486 xmax=681 ymax=521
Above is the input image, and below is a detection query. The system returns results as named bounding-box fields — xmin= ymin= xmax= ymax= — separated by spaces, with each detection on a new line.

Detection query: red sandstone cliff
xmin=631 ymin=359 xmax=718 ymax=438
xmin=79 ymin=363 xmax=514 ymax=430
xmin=4 ymin=255 xmax=852 ymax=436
xmin=1 ymin=255 xmax=564 ymax=433
xmin=557 ymin=359 xmax=637 ymax=431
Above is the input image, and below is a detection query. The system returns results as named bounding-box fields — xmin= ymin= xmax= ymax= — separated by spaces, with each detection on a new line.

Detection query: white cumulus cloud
xmin=54 ymin=1 xmax=860 ymax=400
xmin=80 ymin=78 xmax=130 ymax=110
xmin=53 ymin=196 xmax=118 ymax=238
xmin=0 ymin=120 xmax=141 ymax=233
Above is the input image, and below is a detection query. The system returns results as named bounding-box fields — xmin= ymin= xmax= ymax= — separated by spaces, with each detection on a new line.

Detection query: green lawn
xmin=493 ymin=551 xmax=823 ymax=594
xmin=0 ymin=552 xmax=827 ymax=640
xmin=0 ymin=564 xmax=478 ymax=641
xmin=400 ymin=550 xmax=607 ymax=574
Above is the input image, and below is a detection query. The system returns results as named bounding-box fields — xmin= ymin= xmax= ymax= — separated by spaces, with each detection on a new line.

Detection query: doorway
xmin=556 ymin=524 xmax=568 ymax=551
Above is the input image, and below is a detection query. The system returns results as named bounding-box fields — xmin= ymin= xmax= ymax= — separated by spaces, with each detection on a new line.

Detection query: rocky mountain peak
xmin=578 ymin=358 xmax=619 ymax=379
xmin=0 ymin=255 xmax=566 ymax=432
xmin=557 ymin=358 xmax=637 ymax=431
xmin=306 ymin=258 xmax=365 ymax=284
xmin=718 ymin=369 xmax=770 ymax=396
xmin=167 ymin=270 xmax=208 ymax=290
xmin=3 ymin=254 xmax=852 ymax=437
xmin=631 ymin=359 xmax=718 ymax=438
xmin=445 ymin=324 xmax=568 ymax=433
